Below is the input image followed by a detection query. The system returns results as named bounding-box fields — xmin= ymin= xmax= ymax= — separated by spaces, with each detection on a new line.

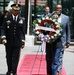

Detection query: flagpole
xmin=25 ymin=0 xmax=35 ymax=46
xmin=27 ymin=0 xmax=31 ymax=35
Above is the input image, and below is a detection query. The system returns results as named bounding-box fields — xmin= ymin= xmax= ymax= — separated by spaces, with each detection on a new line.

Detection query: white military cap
xmin=11 ymin=3 xmax=21 ymax=10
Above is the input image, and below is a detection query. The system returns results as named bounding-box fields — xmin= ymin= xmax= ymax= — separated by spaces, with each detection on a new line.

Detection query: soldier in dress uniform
xmin=1 ymin=3 xmax=25 ymax=75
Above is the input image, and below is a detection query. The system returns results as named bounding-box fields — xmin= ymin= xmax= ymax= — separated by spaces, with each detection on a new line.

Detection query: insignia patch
xmin=19 ymin=19 xmax=23 ymax=24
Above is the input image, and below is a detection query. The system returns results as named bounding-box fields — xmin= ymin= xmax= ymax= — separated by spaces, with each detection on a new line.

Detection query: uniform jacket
xmin=1 ymin=14 xmax=25 ymax=47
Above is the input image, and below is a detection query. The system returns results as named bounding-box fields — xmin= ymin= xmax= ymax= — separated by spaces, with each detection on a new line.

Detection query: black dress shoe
xmin=6 ymin=72 xmax=11 ymax=75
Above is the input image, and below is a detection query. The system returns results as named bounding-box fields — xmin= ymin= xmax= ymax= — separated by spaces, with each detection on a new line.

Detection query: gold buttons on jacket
xmin=14 ymin=24 xmax=16 ymax=34
xmin=14 ymin=25 xmax=16 ymax=35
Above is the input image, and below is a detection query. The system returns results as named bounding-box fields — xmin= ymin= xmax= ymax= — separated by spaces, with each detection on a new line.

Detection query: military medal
xmin=6 ymin=20 xmax=11 ymax=25
xmin=7 ymin=26 xmax=10 ymax=28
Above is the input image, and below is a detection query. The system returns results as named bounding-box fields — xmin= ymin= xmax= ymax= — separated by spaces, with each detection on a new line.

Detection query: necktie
xmin=14 ymin=16 xmax=16 ymax=22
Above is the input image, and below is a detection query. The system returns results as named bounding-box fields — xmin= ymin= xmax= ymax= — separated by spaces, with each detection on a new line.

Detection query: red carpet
xmin=17 ymin=54 xmax=66 ymax=75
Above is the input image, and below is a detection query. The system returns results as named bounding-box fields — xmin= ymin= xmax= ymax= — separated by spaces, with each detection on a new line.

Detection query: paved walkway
xmin=0 ymin=44 xmax=74 ymax=75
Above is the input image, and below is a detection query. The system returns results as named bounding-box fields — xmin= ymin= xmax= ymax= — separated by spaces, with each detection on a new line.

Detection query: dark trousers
xmin=46 ymin=42 xmax=56 ymax=75
xmin=5 ymin=45 xmax=21 ymax=74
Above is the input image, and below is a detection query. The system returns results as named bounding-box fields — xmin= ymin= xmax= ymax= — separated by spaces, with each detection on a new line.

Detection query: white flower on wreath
xmin=50 ymin=18 xmax=52 ymax=20
xmin=52 ymin=19 xmax=56 ymax=22
xmin=38 ymin=19 xmax=41 ymax=23
xmin=49 ymin=37 xmax=51 ymax=39
xmin=58 ymin=33 xmax=61 ymax=36
xmin=51 ymin=36 xmax=54 ymax=39
xmin=46 ymin=16 xmax=49 ymax=19
xmin=36 ymin=31 xmax=40 ymax=34
xmin=56 ymin=24 xmax=60 ymax=28
xmin=35 ymin=24 xmax=39 ymax=30
xmin=56 ymin=30 xmax=60 ymax=34
xmin=36 ymin=24 xmax=38 ymax=26
xmin=42 ymin=17 xmax=45 ymax=20
xmin=55 ymin=22 xmax=58 ymax=25
xmin=54 ymin=34 xmax=57 ymax=37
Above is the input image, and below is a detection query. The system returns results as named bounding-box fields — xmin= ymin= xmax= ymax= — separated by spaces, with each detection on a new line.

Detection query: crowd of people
xmin=0 ymin=2 xmax=70 ymax=75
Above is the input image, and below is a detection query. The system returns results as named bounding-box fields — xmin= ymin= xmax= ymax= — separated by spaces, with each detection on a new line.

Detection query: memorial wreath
xmin=33 ymin=14 xmax=63 ymax=43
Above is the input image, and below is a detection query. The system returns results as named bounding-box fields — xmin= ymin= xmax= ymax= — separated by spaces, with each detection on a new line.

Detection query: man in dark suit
xmin=46 ymin=4 xmax=70 ymax=75
xmin=1 ymin=3 xmax=25 ymax=75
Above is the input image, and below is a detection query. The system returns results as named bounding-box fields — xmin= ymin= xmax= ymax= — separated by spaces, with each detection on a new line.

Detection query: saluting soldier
xmin=1 ymin=3 xmax=25 ymax=75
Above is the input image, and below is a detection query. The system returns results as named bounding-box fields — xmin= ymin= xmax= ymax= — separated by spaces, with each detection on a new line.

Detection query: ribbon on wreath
xmin=38 ymin=33 xmax=49 ymax=52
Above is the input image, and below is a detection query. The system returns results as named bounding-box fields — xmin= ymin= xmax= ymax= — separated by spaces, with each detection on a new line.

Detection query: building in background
xmin=0 ymin=0 xmax=74 ymax=41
